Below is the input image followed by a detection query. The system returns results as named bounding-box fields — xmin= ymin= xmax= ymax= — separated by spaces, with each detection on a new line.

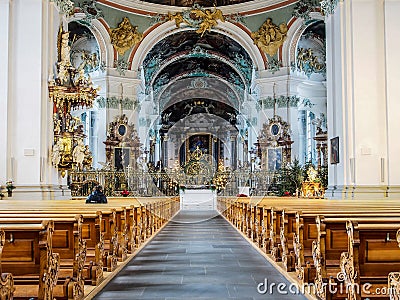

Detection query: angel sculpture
xmin=192 ymin=7 xmax=225 ymax=37
xmin=167 ymin=12 xmax=187 ymax=28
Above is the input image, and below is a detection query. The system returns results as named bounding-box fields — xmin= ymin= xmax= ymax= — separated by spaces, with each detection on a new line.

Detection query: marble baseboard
xmin=1 ymin=184 xmax=72 ymax=200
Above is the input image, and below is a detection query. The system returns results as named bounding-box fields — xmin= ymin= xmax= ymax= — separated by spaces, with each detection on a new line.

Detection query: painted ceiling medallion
xmin=109 ymin=17 xmax=143 ymax=56
xmin=251 ymin=18 xmax=288 ymax=56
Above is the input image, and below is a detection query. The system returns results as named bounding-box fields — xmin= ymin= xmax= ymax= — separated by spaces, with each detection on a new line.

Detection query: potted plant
xmin=6 ymin=180 xmax=15 ymax=197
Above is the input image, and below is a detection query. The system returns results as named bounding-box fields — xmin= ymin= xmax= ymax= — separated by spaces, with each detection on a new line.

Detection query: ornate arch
xmin=67 ymin=14 xmax=115 ymax=68
xmin=130 ymin=21 xmax=266 ymax=73
xmin=283 ymin=12 xmax=324 ymax=68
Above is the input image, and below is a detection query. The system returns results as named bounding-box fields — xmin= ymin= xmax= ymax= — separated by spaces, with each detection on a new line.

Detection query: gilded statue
xmin=109 ymin=17 xmax=143 ymax=56
xmin=167 ymin=6 xmax=224 ymax=37
xmin=167 ymin=12 xmax=188 ymax=28
xmin=251 ymin=18 xmax=288 ymax=56
xmin=191 ymin=7 xmax=224 ymax=36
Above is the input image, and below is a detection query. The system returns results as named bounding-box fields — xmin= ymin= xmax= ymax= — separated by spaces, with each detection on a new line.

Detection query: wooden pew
xmin=0 ymin=197 xmax=179 ymax=299
xmin=338 ymin=221 xmax=400 ymax=300
xmin=0 ymin=221 xmax=61 ymax=300
xmin=217 ymin=197 xmax=400 ymax=300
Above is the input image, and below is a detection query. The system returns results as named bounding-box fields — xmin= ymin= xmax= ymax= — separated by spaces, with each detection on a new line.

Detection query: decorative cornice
xmin=96 ymin=0 xmax=297 ymax=16
xmin=78 ymin=0 xmax=104 ymax=25
xmin=320 ymin=0 xmax=338 ymax=16
xmin=268 ymin=58 xmax=282 ymax=74
xmin=292 ymin=0 xmax=319 ymax=21
xmin=97 ymin=96 xmax=138 ymax=110
xmin=259 ymin=95 xmax=300 ymax=109
xmin=115 ymin=58 xmax=128 ymax=75
xmin=52 ymin=0 xmax=74 ymax=15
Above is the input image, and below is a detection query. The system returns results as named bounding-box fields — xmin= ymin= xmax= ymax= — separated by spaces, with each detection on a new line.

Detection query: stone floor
xmin=94 ymin=211 xmax=308 ymax=300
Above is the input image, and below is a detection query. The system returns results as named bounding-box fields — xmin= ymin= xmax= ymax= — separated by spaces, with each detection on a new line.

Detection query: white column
xmin=384 ymin=0 xmax=400 ymax=197
xmin=326 ymin=0 xmax=388 ymax=199
xmin=9 ymin=0 xmax=43 ymax=186
xmin=7 ymin=0 xmax=67 ymax=199
xmin=297 ymin=110 xmax=307 ymax=165
xmin=0 ymin=0 xmax=11 ymax=184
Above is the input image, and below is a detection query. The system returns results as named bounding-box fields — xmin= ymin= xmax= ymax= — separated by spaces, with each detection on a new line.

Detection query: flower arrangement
xmin=5 ymin=180 xmax=15 ymax=196
xmin=6 ymin=180 xmax=15 ymax=192
xmin=121 ymin=190 xmax=129 ymax=197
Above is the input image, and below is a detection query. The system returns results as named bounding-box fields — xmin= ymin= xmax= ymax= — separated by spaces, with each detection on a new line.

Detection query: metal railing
xmin=69 ymin=168 xmax=278 ymax=197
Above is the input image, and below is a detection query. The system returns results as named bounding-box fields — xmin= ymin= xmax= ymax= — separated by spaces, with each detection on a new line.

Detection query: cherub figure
xmin=192 ymin=7 xmax=225 ymax=37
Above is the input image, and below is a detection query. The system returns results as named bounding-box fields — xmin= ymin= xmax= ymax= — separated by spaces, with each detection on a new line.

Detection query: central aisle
xmin=94 ymin=211 xmax=308 ymax=300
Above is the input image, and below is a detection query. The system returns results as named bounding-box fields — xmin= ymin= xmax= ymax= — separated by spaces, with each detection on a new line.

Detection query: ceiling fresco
xmin=143 ymin=30 xmax=253 ymax=91
xmin=152 ymin=56 xmax=245 ymax=92
xmin=160 ymin=98 xmax=238 ymax=133
xmin=157 ymin=77 xmax=241 ymax=111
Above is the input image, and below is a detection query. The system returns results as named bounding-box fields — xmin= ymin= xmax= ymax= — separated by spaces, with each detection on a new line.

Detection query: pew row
xmin=218 ymin=196 xmax=400 ymax=300
xmin=0 ymin=197 xmax=180 ymax=299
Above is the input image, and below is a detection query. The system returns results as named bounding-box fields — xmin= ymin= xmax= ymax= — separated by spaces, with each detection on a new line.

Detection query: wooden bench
xmin=0 ymin=221 xmax=62 ymax=299
xmin=217 ymin=197 xmax=400 ymax=300
xmin=338 ymin=221 xmax=400 ymax=300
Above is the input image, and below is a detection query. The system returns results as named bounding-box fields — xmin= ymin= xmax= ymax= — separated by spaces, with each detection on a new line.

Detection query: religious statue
xmin=191 ymin=7 xmax=225 ymax=37
xmin=78 ymin=50 xmax=99 ymax=73
xmin=83 ymin=145 xmax=93 ymax=169
xmin=51 ymin=141 xmax=62 ymax=167
xmin=109 ymin=17 xmax=143 ymax=56
xmin=53 ymin=114 xmax=61 ymax=135
xmin=60 ymin=31 xmax=72 ymax=67
xmin=167 ymin=12 xmax=187 ymax=28
xmin=251 ymin=18 xmax=288 ymax=56
xmin=296 ymin=47 xmax=326 ymax=77
xmin=72 ymin=139 xmax=86 ymax=170
xmin=167 ymin=6 xmax=224 ymax=37
xmin=307 ymin=166 xmax=318 ymax=182
xmin=60 ymin=136 xmax=72 ymax=154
